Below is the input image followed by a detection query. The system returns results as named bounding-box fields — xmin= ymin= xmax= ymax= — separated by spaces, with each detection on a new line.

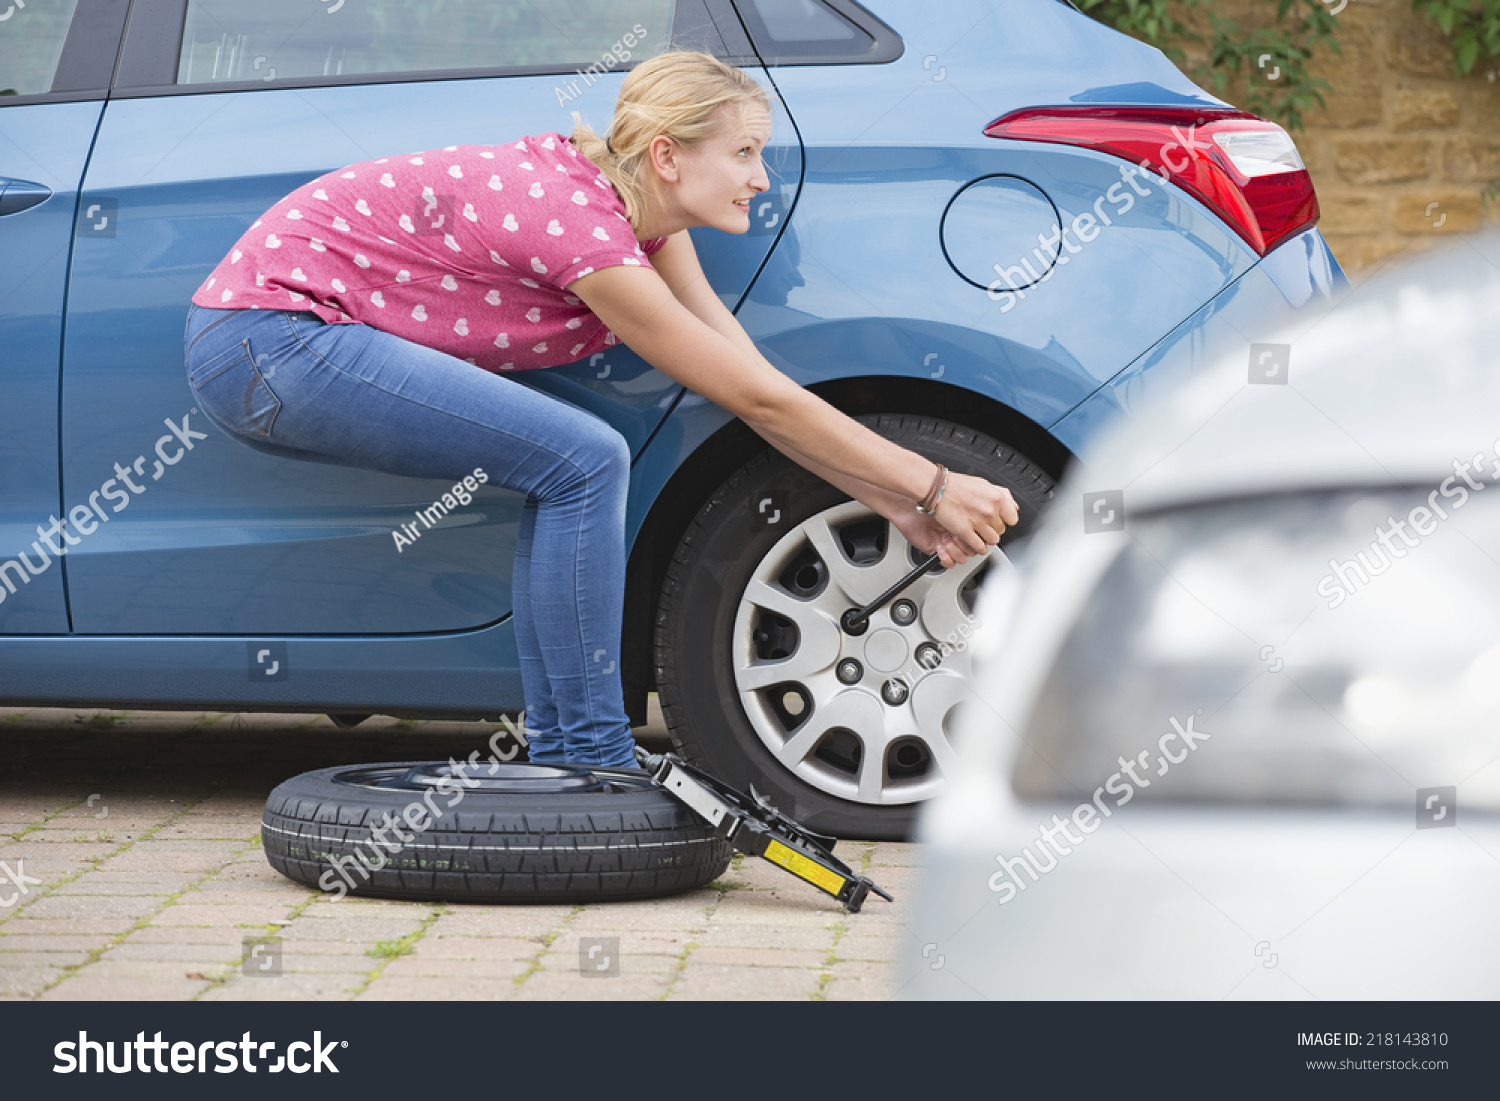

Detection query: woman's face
xmin=651 ymin=101 xmax=771 ymax=236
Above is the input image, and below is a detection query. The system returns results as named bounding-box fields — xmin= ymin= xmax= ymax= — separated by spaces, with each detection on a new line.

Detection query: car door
xmin=57 ymin=0 xmax=799 ymax=636
xmin=0 ymin=0 xmax=127 ymax=634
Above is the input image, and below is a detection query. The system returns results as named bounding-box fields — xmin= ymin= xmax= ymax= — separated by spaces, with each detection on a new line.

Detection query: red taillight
xmin=984 ymin=106 xmax=1320 ymax=256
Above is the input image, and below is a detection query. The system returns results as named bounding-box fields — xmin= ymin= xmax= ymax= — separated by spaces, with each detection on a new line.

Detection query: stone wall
xmin=1179 ymin=0 xmax=1500 ymax=278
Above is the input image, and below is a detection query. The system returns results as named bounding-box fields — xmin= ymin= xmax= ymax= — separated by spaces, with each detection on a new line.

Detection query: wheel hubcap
xmin=732 ymin=502 xmax=1010 ymax=806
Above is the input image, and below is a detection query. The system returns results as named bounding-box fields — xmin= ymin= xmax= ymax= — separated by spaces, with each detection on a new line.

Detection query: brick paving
xmin=0 ymin=703 xmax=915 ymax=1001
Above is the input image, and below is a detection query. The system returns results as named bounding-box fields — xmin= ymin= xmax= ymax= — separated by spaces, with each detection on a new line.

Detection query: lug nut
xmin=891 ymin=599 xmax=917 ymax=626
xmin=881 ymin=678 xmax=909 ymax=706
xmin=915 ymin=642 xmax=941 ymax=670
xmin=836 ymin=659 xmax=863 ymax=685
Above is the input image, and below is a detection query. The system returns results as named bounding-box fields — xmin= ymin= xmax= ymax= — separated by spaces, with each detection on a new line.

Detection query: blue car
xmin=0 ymin=0 xmax=1342 ymax=837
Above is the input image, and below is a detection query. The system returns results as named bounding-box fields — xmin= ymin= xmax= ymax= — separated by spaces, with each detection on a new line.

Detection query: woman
xmin=183 ymin=50 xmax=1019 ymax=772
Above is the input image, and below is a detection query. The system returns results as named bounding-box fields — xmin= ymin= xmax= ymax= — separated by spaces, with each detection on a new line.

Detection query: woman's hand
xmin=886 ymin=472 xmax=1019 ymax=568
xmin=931 ymin=472 xmax=1020 ymax=558
xmin=888 ymin=508 xmax=967 ymax=569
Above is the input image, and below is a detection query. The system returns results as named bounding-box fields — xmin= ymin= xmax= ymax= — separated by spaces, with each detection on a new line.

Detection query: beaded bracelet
xmin=915 ymin=463 xmax=948 ymax=515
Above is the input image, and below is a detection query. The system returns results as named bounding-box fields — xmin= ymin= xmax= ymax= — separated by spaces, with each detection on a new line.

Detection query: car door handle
xmin=0 ymin=178 xmax=52 ymax=216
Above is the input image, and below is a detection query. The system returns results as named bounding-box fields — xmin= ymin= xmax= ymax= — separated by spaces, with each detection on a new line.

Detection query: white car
xmin=904 ymin=234 xmax=1500 ymax=999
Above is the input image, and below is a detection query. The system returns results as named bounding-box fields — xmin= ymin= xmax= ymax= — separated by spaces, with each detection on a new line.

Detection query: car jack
xmin=634 ymin=749 xmax=893 ymax=913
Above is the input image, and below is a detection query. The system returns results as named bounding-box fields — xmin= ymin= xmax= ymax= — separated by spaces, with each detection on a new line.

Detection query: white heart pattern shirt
xmin=190 ymin=132 xmax=665 ymax=372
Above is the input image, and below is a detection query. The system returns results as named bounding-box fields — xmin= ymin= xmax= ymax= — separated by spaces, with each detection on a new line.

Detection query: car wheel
xmin=262 ymin=761 xmax=733 ymax=902
xmin=654 ymin=414 xmax=1055 ymax=839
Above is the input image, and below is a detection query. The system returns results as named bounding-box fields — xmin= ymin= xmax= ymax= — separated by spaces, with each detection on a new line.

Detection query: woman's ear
xmin=647 ymin=135 xmax=682 ymax=184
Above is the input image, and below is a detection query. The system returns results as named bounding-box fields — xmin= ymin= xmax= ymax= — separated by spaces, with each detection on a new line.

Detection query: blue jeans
xmin=182 ymin=303 xmax=637 ymax=768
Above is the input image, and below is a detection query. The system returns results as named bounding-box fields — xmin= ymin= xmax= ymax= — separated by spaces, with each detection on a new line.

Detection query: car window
xmin=0 ymin=0 xmax=80 ymax=97
xmin=1008 ymin=489 xmax=1500 ymax=812
xmin=745 ymin=0 xmax=861 ymax=43
xmin=176 ymin=0 xmax=675 ymax=85
xmin=732 ymin=0 xmax=901 ymax=65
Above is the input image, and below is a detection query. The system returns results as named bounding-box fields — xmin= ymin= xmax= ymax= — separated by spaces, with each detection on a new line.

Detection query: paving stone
xmin=0 ymin=949 xmax=95 ymax=969
xmin=832 ymin=935 xmax=900 ymax=962
xmin=193 ymin=877 xmax=301 ymax=894
xmin=198 ymin=974 xmax=364 ymax=1000
xmin=695 ymin=924 xmax=838 ymax=951
xmin=550 ymin=932 xmax=690 ymax=958
xmin=826 ymin=959 xmax=893 ymax=984
xmin=568 ymin=904 xmax=715 ymax=933
xmin=0 ymin=964 xmax=63 ymax=996
xmin=0 ymin=841 xmax=119 ymax=861
xmin=41 ymin=971 xmax=212 ymax=1001
xmin=357 ymin=975 xmax=517 ymax=1001
xmin=103 ymin=941 xmax=247 ymax=963
xmin=152 ymin=903 xmax=296 ymax=927
xmin=375 ymin=956 xmax=530 ymax=980
xmin=51 ymin=879 xmax=184 ymax=896
xmin=0 ymin=934 xmax=115 ymax=953
xmin=20 ymin=829 xmax=135 ymax=844
xmin=0 ymin=917 xmax=135 ymax=936
xmin=687 ymin=946 xmax=829 ymax=969
xmin=669 ymin=964 xmax=822 ymax=1000
xmin=514 ymin=971 xmax=671 ymax=1001
xmin=128 ymin=926 xmax=248 ymax=946
xmin=20 ymin=895 xmax=165 ymax=921
xmin=275 ymin=953 xmax=380 ymax=974
xmin=823 ymin=976 xmax=891 ymax=1001
xmin=97 ymin=851 xmax=237 ymax=874
xmin=36 ymin=870 xmax=196 ymax=886
xmin=156 ymin=824 xmax=259 ymax=841
xmin=424 ymin=906 xmax=574 ymax=937
xmin=283 ymin=917 xmax=430 ymax=942
xmin=534 ymin=948 xmax=677 ymax=976
xmin=705 ymin=893 xmax=844 ymax=924
xmin=270 ymin=939 xmax=372 ymax=956
xmin=410 ymin=936 xmax=539 ymax=961
xmin=868 ymin=843 xmax=923 ymax=867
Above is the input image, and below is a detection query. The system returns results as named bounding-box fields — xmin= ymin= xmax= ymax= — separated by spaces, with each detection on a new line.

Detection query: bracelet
xmin=915 ymin=463 xmax=948 ymax=515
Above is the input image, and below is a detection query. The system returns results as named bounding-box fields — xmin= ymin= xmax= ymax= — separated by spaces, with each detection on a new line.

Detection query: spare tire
xmin=262 ymin=761 xmax=733 ymax=903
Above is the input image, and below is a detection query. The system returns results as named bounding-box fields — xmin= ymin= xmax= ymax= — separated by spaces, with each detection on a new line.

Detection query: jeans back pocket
xmin=188 ymin=338 xmax=283 ymax=438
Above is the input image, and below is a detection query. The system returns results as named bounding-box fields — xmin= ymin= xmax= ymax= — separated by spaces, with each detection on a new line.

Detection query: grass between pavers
xmin=811 ymin=839 xmax=879 ymax=1001
xmin=192 ymin=889 xmax=326 ymax=998
xmin=24 ymin=793 xmax=262 ymax=998
xmin=0 ymin=797 xmax=219 ymax=931
xmin=506 ymin=904 xmax=585 ymax=993
xmin=348 ymin=904 xmax=447 ymax=996
xmin=654 ymin=852 xmax=810 ymax=1001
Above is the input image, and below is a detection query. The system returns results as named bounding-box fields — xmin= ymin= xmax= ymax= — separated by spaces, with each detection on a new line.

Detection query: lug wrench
xmin=839 ymin=552 xmax=942 ymax=635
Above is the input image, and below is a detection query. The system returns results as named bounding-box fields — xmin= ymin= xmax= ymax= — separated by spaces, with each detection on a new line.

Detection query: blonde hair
xmin=571 ymin=50 xmax=771 ymax=234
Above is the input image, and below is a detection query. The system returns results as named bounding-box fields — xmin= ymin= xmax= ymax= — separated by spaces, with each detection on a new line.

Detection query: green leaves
xmin=1412 ymin=0 xmax=1500 ymax=75
xmin=1079 ymin=0 xmax=1342 ymax=132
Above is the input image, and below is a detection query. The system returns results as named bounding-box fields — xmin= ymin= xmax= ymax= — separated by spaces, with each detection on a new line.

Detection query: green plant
xmin=1078 ymin=0 xmax=1344 ymax=132
xmin=1413 ymin=0 xmax=1500 ymax=75
xmin=1413 ymin=0 xmax=1500 ymax=200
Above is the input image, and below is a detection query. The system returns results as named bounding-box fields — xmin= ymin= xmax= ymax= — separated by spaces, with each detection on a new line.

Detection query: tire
xmin=654 ymin=414 xmax=1055 ymax=840
xmin=262 ymin=761 xmax=733 ymax=903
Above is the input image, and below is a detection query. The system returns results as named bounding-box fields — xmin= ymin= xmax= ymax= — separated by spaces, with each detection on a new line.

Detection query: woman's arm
xmin=568 ymin=245 xmax=1018 ymax=560
xmin=643 ymin=234 xmax=944 ymax=525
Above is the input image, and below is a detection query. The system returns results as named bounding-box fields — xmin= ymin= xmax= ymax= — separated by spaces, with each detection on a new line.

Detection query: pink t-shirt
xmin=190 ymin=132 xmax=666 ymax=373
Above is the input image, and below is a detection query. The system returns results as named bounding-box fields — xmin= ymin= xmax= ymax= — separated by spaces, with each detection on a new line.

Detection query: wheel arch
xmin=620 ymin=375 xmax=1073 ymax=724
